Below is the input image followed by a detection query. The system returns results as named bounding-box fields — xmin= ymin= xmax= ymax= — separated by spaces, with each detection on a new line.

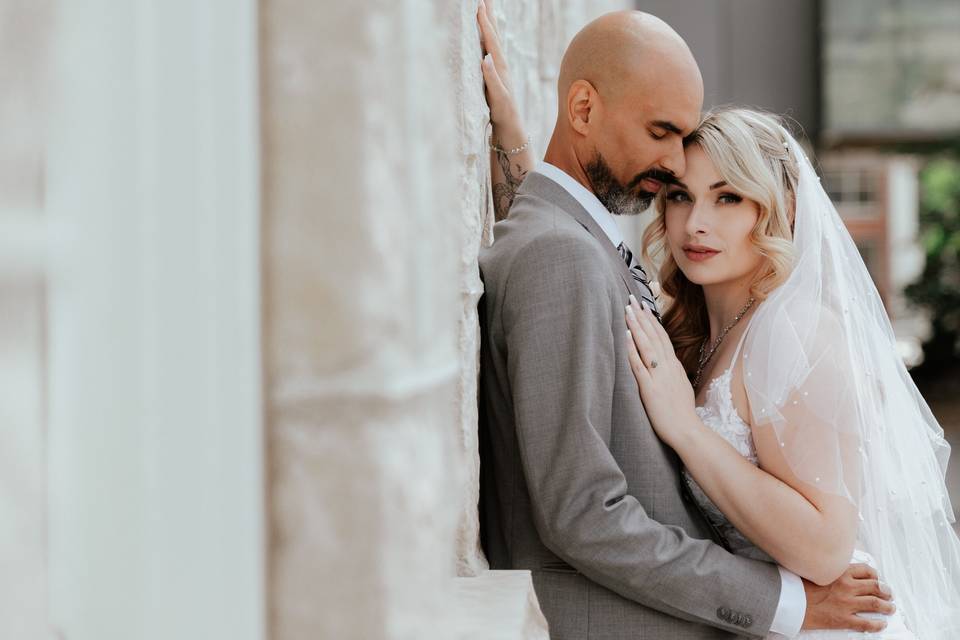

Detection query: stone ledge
xmin=453 ymin=570 xmax=550 ymax=639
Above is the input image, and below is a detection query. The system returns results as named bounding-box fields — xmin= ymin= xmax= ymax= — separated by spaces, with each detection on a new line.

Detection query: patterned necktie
xmin=617 ymin=241 xmax=662 ymax=322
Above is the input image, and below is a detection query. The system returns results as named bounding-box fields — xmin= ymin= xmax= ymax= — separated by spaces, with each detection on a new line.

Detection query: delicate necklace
xmin=693 ymin=297 xmax=756 ymax=389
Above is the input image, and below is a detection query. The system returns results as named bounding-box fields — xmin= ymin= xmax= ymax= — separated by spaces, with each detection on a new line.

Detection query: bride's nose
xmin=684 ymin=202 xmax=710 ymax=236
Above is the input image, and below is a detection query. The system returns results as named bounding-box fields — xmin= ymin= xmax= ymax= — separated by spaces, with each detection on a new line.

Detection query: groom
xmin=478 ymin=11 xmax=893 ymax=639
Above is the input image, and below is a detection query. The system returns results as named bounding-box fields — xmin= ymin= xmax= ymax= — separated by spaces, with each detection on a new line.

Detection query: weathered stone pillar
xmin=262 ymin=1 xmax=462 ymax=638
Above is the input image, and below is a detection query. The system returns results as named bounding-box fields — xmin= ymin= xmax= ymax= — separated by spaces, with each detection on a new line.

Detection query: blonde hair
xmin=642 ymin=107 xmax=801 ymax=375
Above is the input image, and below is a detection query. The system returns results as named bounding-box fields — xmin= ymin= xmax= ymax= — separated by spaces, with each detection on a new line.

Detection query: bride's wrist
xmin=669 ymin=410 xmax=706 ymax=454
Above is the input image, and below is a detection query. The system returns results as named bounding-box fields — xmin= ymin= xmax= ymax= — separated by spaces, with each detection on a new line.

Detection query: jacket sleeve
xmin=501 ymin=230 xmax=783 ymax=636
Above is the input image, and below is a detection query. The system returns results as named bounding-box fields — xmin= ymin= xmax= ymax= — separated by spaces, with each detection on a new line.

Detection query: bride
xmin=478 ymin=4 xmax=960 ymax=639
xmin=622 ymin=107 xmax=960 ymax=639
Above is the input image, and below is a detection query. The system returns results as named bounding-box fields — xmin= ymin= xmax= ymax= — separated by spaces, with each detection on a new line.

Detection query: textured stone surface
xmin=453 ymin=571 xmax=550 ymax=640
xmin=262 ymin=1 xmax=462 ymax=638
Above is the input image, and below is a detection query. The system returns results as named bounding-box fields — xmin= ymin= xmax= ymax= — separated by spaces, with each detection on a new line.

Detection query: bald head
xmin=545 ymin=12 xmax=703 ymax=215
xmin=559 ymin=11 xmax=701 ymax=107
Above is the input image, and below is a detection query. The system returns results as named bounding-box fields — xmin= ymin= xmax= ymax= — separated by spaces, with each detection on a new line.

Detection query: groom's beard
xmin=585 ymin=154 xmax=675 ymax=216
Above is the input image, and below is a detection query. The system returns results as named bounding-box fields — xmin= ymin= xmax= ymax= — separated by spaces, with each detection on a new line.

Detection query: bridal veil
xmin=740 ymin=131 xmax=960 ymax=637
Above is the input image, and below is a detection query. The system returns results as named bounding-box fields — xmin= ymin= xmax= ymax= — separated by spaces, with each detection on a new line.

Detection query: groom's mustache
xmin=627 ymin=169 xmax=678 ymax=192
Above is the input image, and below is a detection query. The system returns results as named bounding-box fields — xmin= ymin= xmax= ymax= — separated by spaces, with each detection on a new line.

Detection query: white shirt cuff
xmin=768 ymin=566 xmax=806 ymax=638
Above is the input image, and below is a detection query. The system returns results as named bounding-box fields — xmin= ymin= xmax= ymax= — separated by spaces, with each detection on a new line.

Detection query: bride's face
xmin=663 ymin=145 xmax=764 ymax=288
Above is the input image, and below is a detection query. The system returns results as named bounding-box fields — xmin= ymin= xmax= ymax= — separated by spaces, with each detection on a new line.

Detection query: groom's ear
xmin=567 ymin=79 xmax=598 ymax=137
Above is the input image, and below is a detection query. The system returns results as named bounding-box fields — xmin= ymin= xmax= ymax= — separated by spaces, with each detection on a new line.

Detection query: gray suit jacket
xmin=478 ymin=172 xmax=783 ymax=639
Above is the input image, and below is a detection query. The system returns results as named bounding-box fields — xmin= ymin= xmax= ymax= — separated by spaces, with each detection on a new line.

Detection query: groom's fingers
xmin=844 ymin=614 xmax=887 ymax=634
xmin=481 ymin=54 xmax=509 ymax=110
xmin=853 ymin=577 xmax=893 ymax=600
xmin=852 ymin=595 xmax=896 ymax=616
xmin=477 ymin=0 xmax=509 ymax=82
xmin=846 ymin=563 xmax=879 ymax=582
xmin=844 ymin=564 xmax=893 ymax=599
xmin=483 ymin=0 xmax=498 ymax=34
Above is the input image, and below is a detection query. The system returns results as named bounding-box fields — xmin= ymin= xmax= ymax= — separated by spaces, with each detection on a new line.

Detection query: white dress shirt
xmin=535 ymin=161 xmax=807 ymax=638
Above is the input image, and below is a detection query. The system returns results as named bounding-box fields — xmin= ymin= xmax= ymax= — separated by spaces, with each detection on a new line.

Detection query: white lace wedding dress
xmin=685 ymin=348 xmax=917 ymax=639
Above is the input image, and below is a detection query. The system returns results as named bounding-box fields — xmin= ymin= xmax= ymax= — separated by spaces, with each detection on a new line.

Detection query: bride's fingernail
xmin=629 ymin=294 xmax=638 ymax=307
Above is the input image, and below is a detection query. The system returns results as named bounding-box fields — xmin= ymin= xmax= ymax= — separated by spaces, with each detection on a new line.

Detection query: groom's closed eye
xmin=649 ymin=120 xmax=683 ymax=140
xmin=629 ymin=169 xmax=678 ymax=190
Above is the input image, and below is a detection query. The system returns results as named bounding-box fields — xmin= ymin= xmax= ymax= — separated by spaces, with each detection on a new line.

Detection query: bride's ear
xmin=567 ymin=79 xmax=599 ymax=136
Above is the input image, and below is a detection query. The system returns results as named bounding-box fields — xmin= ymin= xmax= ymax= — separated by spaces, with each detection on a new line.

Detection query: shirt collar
xmin=535 ymin=161 xmax=624 ymax=248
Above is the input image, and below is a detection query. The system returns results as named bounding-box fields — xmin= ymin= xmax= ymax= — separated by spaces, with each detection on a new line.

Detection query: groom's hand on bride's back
xmin=801 ymin=563 xmax=895 ymax=633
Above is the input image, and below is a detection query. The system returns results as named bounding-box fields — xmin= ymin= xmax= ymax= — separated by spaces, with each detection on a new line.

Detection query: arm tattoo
xmin=493 ymin=149 xmax=528 ymax=221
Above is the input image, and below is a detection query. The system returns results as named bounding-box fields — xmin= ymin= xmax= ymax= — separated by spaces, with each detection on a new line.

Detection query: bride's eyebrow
xmin=669 ymin=180 xmax=688 ymax=190
xmin=709 ymin=181 xmax=728 ymax=190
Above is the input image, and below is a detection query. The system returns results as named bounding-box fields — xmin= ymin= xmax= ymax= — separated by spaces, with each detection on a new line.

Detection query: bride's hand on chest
xmin=624 ymin=295 xmax=700 ymax=447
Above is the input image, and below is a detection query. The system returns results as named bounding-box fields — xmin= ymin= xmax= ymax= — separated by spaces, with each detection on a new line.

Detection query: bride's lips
xmin=682 ymin=243 xmax=720 ymax=262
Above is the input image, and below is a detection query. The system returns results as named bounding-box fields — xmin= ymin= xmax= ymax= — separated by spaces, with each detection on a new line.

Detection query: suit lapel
xmin=518 ymin=172 xmax=645 ymax=302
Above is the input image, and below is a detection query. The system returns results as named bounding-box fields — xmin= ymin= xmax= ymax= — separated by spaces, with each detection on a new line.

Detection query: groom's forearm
xmin=489 ymin=119 xmax=534 ymax=221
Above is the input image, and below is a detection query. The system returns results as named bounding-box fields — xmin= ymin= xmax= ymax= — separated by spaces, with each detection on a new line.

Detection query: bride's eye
xmin=717 ymin=192 xmax=743 ymax=204
xmin=666 ymin=190 xmax=690 ymax=203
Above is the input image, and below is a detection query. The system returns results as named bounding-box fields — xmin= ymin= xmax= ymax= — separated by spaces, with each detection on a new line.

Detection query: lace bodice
xmin=683 ymin=365 xmax=765 ymax=558
xmin=694 ymin=366 xmax=757 ymax=465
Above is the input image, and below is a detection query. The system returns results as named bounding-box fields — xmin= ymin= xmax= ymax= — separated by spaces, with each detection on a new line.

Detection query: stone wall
xmin=262 ymin=2 xmax=462 ymax=637
xmin=263 ymin=1 xmax=625 ymax=637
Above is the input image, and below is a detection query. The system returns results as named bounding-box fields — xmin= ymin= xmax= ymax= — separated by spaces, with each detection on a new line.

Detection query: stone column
xmin=262 ymin=1 xmax=462 ymax=638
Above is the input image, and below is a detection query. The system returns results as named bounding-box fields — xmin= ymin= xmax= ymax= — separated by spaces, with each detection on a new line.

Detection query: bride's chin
xmin=676 ymin=264 xmax=711 ymax=286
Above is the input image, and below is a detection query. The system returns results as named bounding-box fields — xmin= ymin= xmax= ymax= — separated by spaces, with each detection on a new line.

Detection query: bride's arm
xmin=478 ymin=0 xmax=536 ymax=221
xmin=625 ymin=300 xmax=859 ymax=586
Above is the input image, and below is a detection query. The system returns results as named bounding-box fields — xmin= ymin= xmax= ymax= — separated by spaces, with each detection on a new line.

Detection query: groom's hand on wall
xmin=800 ymin=563 xmax=895 ymax=633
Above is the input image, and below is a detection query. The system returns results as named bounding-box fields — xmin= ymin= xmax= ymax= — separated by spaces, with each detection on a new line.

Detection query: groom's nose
xmin=659 ymin=139 xmax=686 ymax=180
